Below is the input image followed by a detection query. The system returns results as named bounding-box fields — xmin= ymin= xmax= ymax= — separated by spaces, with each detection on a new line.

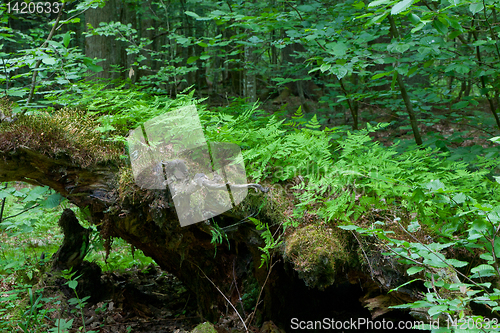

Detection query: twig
xmin=2 ymin=203 xmax=40 ymax=221
xmin=194 ymin=263 xmax=249 ymax=332
xmin=246 ymin=258 xmax=276 ymax=328
xmin=0 ymin=183 xmax=7 ymax=224
xmin=350 ymin=230 xmax=374 ymax=279
xmin=232 ymin=257 xmax=246 ymax=318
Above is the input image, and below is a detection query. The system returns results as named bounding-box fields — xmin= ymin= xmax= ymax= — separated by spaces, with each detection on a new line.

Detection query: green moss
xmin=0 ymin=108 xmax=121 ymax=166
xmin=118 ymin=167 xmax=140 ymax=203
xmin=0 ymin=98 xmax=13 ymax=117
xmin=231 ymin=182 xmax=293 ymax=227
xmin=284 ymin=224 xmax=349 ymax=290
xmin=191 ymin=322 xmax=217 ymax=333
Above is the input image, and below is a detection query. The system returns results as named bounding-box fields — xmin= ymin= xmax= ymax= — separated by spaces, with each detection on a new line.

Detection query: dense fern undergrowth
xmin=2 ymin=84 xmax=500 ymax=330
xmin=76 ymin=87 xmax=500 ymax=328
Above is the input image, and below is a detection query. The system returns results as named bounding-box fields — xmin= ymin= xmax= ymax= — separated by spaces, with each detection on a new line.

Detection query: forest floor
xmin=42 ymin=262 xmax=277 ymax=333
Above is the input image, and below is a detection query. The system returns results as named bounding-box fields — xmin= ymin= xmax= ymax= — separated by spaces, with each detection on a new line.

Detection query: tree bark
xmin=85 ymin=0 xmax=124 ymax=80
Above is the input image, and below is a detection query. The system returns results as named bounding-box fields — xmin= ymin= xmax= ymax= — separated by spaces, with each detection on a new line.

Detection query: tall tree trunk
xmin=85 ymin=0 xmax=124 ymax=80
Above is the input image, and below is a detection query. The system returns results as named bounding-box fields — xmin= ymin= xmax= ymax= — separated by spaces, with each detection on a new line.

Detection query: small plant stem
xmin=193 ymin=263 xmax=249 ymax=332
xmin=246 ymin=258 xmax=276 ymax=328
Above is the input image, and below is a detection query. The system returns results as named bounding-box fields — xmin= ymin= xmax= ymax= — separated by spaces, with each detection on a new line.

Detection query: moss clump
xmin=191 ymin=322 xmax=217 ymax=333
xmin=0 ymin=108 xmax=121 ymax=166
xmin=0 ymin=98 xmax=13 ymax=118
xmin=284 ymin=224 xmax=349 ymax=290
xmin=231 ymin=182 xmax=293 ymax=228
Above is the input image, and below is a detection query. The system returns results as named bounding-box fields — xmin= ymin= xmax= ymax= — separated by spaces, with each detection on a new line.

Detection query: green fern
xmin=248 ymin=217 xmax=282 ymax=268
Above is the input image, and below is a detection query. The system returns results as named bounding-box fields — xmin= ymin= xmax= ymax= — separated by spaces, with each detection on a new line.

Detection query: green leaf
xmin=24 ymin=186 xmax=49 ymax=202
xmin=469 ymin=2 xmax=484 ymax=15
xmin=407 ymin=266 xmax=424 ymax=275
xmin=372 ymin=71 xmax=393 ymax=80
xmin=41 ymin=193 xmax=64 ymax=209
xmin=320 ymin=63 xmax=331 ymax=72
xmin=338 ymin=225 xmax=360 ymax=231
xmin=368 ymin=0 xmax=391 ymax=8
xmin=87 ymin=63 xmax=103 ymax=72
xmin=395 ymin=43 xmax=410 ymax=53
xmin=494 ymin=238 xmax=500 ymax=258
xmin=68 ymin=280 xmax=78 ymax=289
xmin=433 ymin=19 xmax=448 ymax=35
xmin=490 ymin=137 xmax=500 ymax=144
xmin=480 ymin=253 xmax=494 ymax=261
xmin=297 ymin=4 xmax=316 ymax=12
xmin=391 ymin=0 xmax=413 ymax=15
xmin=428 ymin=305 xmax=448 ymax=317
xmin=0 ymin=191 xmax=9 ymax=200
xmin=408 ymin=13 xmax=420 ymax=25
xmin=353 ymin=1 xmax=365 ymax=9
xmin=82 ymin=57 xmax=102 ymax=72
xmin=367 ymin=11 xmax=389 ymax=26
xmin=471 ymin=264 xmax=495 ymax=273
xmin=328 ymin=42 xmax=348 ymax=57
xmin=185 ymin=11 xmax=200 ymax=18
xmin=448 ymin=30 xmax=462 ymax=39
xmin=331 ymin=65 xmax=348 ymax=79
xmin=472 ymin=40 xmax=487 ymax=47
xmin=454 ymin=64 xmax=469 ymax=74
xmin=452 ymin=101 xmax=469 ymax=109
xmin=423 ymin=253 xmax=448 ymax=267
xmin=391 ymin=70 xmax=397 ymax=90
xmin=187 ymin=56 xmax=199 ymax=64
xmin=446 ymin=259 xmax=468 ymax=268
xmin=42 ymin=57 xmax=56 ymax=65
xmin=411 ymin=21 xmax=426 ymax=33
xmin=425 ymin=179 xmax=446 ymax=192
xmin=63 ymin=31 xmax=70 ymax=48
xmin=7 ymin=88 xmax=27 ymax=97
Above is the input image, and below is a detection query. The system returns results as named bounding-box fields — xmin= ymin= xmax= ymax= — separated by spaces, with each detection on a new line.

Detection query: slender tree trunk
xmin=244 ymin=44 xmax=257 ymax=103
xmin=475 ymin=44 xmax=500 ymax=130
xmin=388 ymin=15 xmax=423 ymax=145
xmin=339 ymin=78 xmax=358 ymax=130
xmin=244 ymin=1 xmax=257 ymax=103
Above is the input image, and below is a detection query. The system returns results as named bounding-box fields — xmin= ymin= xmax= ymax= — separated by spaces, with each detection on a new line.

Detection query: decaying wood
xmin=52 ymin=208 xmax=90 ymax=270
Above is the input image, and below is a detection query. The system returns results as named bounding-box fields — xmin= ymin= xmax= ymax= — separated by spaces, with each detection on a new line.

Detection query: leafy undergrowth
xmin=0 ymin=185 xmax=196 ymax=332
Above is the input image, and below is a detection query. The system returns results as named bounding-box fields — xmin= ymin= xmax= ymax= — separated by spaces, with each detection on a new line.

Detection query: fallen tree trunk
xmin=0 ymin=113 xmax=421 ymax=328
